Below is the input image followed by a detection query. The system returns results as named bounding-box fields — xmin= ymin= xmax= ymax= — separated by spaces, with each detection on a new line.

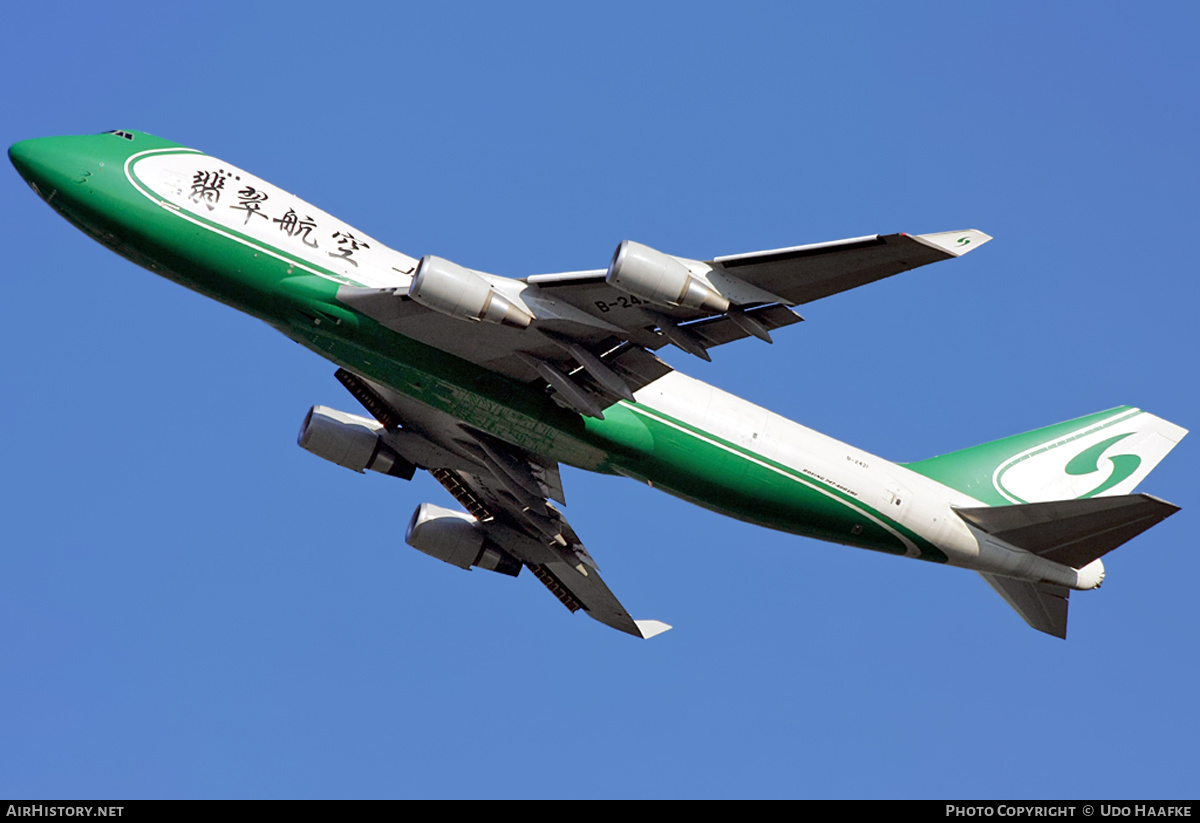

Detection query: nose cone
xmin=9 ymin=135 xmax=94 ymax=196
xmin=9 ymin=137 xmax=50 ymax=184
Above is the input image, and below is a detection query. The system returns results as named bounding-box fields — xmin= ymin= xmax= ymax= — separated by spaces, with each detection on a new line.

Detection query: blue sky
xmin=2 ymin=2 xmax=1197 ymax=799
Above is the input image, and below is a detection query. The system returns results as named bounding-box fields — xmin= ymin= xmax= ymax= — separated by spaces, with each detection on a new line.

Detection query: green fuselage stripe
xmin=618 ymin=402 xmax=947 ymax=562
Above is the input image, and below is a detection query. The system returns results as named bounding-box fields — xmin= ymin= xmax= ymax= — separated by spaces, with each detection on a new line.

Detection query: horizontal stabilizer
xmin=979 ymin=573 xmax=1070 ymax=639
xmin=955 ymin=494 xmax=1179 ymax=569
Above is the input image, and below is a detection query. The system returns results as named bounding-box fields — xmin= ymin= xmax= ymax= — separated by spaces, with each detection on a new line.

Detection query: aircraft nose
xmin=9 ymin=135 xmax=98 ymax=196
xmin=9 ymin=138 xmax=48 ymax=184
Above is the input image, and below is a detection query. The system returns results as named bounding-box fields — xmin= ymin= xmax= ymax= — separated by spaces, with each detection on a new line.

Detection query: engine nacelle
xmin=297 ymin=406 xmax=415 ymax=480
xmin=405 ymin=503 xmax=522 ymax=576
xmin=409 ymin=255 xmax=533 ymax=328
xmin=606 ymin=240 xmax=730 ymax=313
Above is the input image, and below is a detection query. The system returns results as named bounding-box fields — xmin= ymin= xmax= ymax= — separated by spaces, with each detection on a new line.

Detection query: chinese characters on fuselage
xmin=188 ymin=167 xmax=369 ymax=267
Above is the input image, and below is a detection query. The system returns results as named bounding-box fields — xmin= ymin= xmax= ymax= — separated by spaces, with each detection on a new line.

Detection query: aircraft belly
xmin=286 ymin=322 xmax=614 ymax=471
xmin=621 ymin=438 xmax=913 ymax=556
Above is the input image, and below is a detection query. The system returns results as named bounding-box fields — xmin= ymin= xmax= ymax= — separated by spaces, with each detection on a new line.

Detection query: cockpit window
xmin=103 ymin=130 xmax=135 ymax=140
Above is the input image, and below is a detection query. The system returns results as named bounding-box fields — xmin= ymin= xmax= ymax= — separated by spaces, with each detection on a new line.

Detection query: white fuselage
xmin=631 ymin=371 xmax=1098 ymax=590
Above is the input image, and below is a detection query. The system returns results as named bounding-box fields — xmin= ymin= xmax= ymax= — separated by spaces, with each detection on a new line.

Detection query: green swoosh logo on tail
xmin=1065 ymin=433 xmax=1142 ymax=497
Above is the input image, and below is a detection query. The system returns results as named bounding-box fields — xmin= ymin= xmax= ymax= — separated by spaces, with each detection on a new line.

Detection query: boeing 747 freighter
xmin=9 ymin=130 xmax=1185 ymax=638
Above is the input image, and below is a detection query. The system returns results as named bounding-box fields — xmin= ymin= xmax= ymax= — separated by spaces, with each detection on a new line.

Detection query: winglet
xmin=635 ymin=619 xmax=673 ymax=639
xmin=911 ymin=229 xmax=993 ymax=257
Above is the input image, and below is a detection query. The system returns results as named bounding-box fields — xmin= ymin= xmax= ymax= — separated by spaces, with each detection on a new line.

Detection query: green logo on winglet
xmin=1065 ymin=433 xmax=1141 ymax=497
xmin=957 ymin=236 xmax=971 ymax=246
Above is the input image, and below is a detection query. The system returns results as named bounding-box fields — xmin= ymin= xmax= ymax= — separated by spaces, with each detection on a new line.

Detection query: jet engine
xmin=606 ymin=240 xmax=730 ymax=313
xmin=405 ymin=503 xmax=522 ymax=576
xmin=409 ymin=255 xmax=533 ymax=328
xmin=297 ymin=406 xmax=415 ymax=480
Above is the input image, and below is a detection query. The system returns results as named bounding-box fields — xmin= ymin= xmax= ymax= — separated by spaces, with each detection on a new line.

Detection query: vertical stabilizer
xmin=905 ymin=407 xmax=1186 ymax=505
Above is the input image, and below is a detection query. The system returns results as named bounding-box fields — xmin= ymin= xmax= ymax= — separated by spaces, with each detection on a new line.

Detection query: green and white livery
xmin=10 ymin=130 xmax=1185 ymax=640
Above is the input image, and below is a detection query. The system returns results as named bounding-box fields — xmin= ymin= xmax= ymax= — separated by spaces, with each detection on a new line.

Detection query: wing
xmin=708 ymin=229 xmax=992 ymax=305
xmin=336 ymin=229 xmax=988 ymax=420
xmin=325 ymin=368 xmax=671 ymax=639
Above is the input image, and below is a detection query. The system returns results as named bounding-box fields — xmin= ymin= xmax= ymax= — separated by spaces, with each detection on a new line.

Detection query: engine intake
xmin=606 ymin=240 xmax=730 ymax=313
xmin=409 ymin=255 xmax=533 ymax=328
xmin=405 ymin=503 xmax=522 ymax=576
xmin=297 ymin=406 xmax=415 ymax=480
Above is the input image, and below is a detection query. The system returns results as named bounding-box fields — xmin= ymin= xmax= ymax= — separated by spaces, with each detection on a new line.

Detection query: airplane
xmin=9 ymin=129 xmax=1186 ymax=640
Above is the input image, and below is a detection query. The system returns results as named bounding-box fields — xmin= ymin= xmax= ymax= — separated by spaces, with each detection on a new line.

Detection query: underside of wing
xmin=337 ymin=282 xmax=678 ymax=419
xmin=333 ymin=230 xmax=984 ymax=421
xmin=709 ymin=230 xmax=992 ymax=305
xmin=301 ymin=368 xmax=671 ymax=639
xmin=416 ymin=471 xmax=667 ymax=638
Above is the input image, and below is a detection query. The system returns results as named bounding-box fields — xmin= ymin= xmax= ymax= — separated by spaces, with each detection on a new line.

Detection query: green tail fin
xmin=903 ymin=407 xmax=1186 ymax=505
